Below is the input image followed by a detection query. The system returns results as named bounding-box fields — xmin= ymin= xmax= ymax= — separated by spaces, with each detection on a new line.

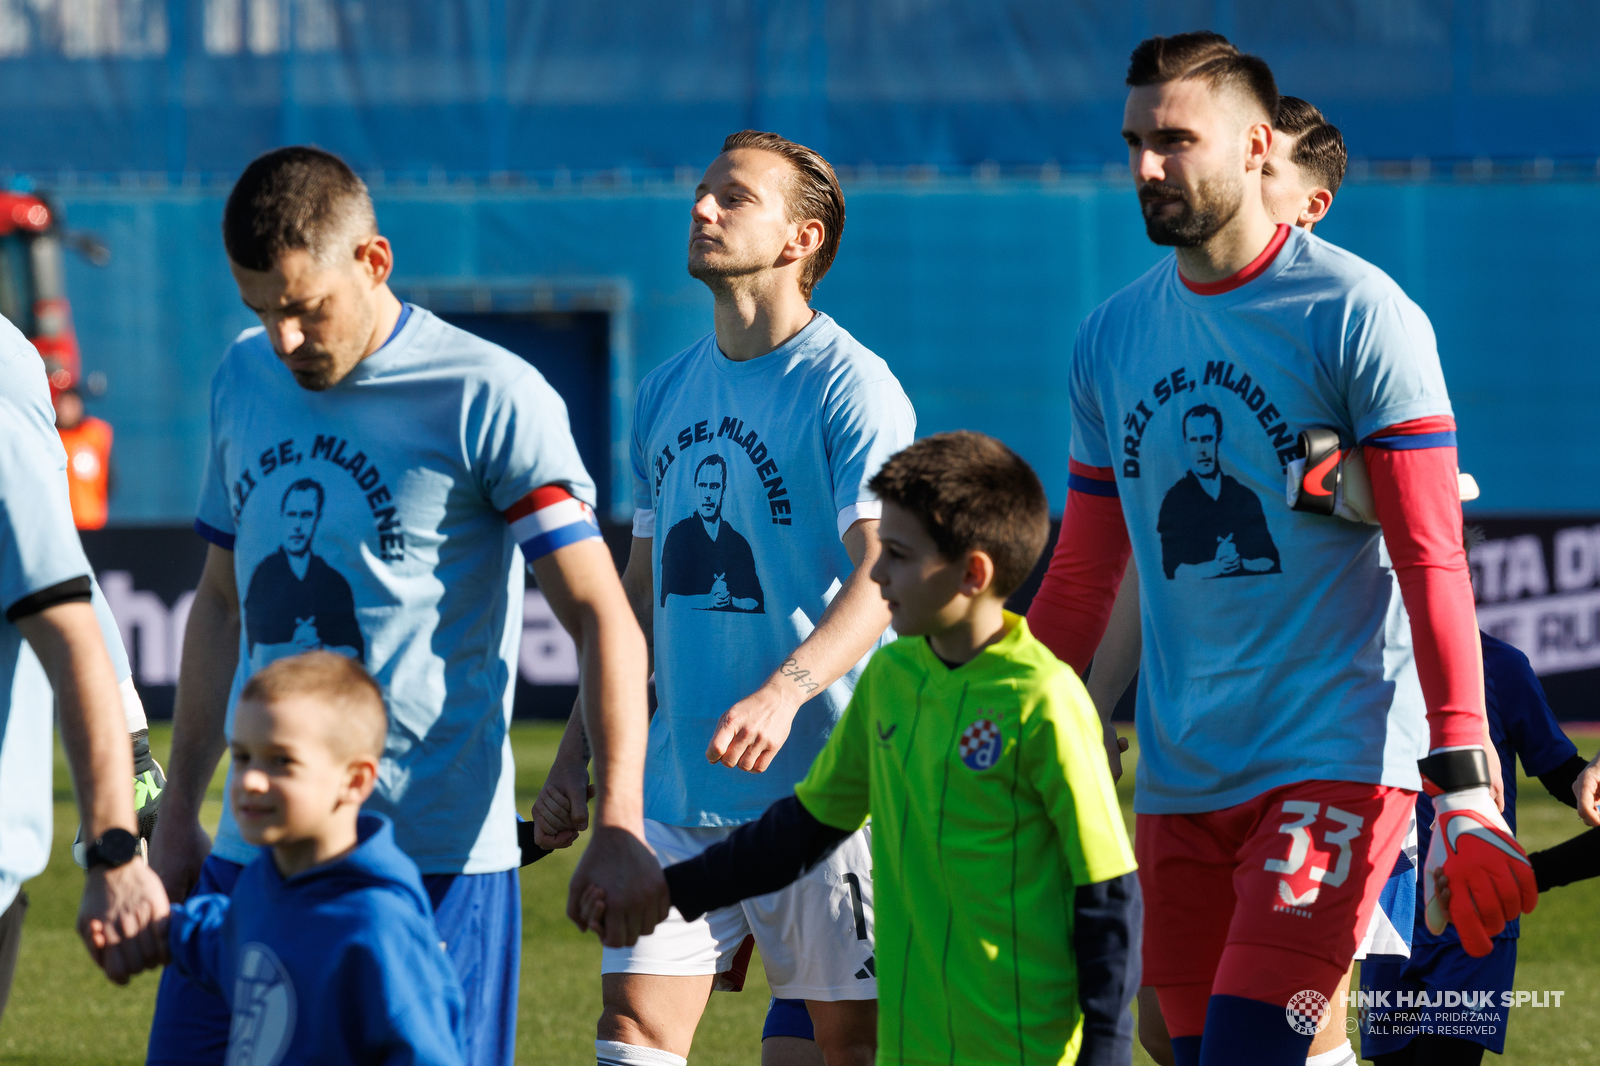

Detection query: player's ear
xmin=1299 ymin=189 xmax=1334 ymax=229
xmin=354 ymin=235 xmax=395 ymax=288
xmin=1245 ymin=121 xmax=1273 ymax=174
xmin=783 ymin=218 xmax=825 ymax=267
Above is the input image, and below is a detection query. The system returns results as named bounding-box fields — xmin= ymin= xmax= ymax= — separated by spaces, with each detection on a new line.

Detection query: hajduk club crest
xmin=958 ymin=719 xmax=1002 ymax=771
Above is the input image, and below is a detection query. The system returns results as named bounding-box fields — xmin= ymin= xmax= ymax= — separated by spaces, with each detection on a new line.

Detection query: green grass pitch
xmin=1 ymin=722 xmax=1596 ymax=1063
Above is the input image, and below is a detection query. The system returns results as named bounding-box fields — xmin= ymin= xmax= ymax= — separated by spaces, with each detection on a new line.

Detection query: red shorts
xmin=1136 ymin=779 xmax=1415 ymax=1037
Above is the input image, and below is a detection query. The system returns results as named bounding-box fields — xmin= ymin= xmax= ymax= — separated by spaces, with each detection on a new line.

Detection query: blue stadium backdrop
xmin=3 ymin=1 xmax=1598 ymax=715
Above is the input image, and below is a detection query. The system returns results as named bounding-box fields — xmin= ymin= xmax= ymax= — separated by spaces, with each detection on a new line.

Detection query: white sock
xmin=596 ymin=1040 xmax=688 ymax=1066
xmin=120 ymin=676 xmax=149 ymax=734
xmin=1306 ymin=1040 xmax=1356 ymax=1066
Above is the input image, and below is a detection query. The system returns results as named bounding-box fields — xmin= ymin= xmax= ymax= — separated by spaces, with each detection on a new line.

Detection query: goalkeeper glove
xmin=1420 ymin=748 xmax=1537 ymax=957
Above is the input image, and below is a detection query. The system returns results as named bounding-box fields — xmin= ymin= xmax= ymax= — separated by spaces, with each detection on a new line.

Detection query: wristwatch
xmin=83 ymin=828 xmax=140 ymax=870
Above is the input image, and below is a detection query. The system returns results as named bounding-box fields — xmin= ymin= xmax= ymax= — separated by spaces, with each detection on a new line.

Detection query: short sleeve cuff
xmin=5 ymin=575 xmax=93 ymax=623
xmin=632 ymin=508 xmax=656 ymax=538
xmin=1353 ymin=402 xmax=1455 ymax=446
xmin=836 ymin=501 xmax=881 ymax=539
xmin=193 ymin=518 xmax=236 ymax=551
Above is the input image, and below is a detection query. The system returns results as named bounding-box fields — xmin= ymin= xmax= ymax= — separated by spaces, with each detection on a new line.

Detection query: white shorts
xmin=601 ymin=818 xmax=877 ymax=1001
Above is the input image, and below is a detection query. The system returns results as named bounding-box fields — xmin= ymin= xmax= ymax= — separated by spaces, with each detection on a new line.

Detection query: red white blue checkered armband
xmin=505 ymin=485 xmax=603 ymax=562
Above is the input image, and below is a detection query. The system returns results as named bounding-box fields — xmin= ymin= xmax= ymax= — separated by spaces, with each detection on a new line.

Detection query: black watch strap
xmin=1418 ymin=748 xmax=1491 ymax=793
xmin=84 ymin=828 xmax=140 ymax=870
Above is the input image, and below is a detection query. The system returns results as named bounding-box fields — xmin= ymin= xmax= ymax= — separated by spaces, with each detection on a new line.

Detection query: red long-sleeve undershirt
xmin=1027 ymin=417 xmax=1484 ymax=753
xmin=1362 ymin=415 xmax=1484 ymax=752
xmin=1026 ymin=460 xmax=1130 ymax=676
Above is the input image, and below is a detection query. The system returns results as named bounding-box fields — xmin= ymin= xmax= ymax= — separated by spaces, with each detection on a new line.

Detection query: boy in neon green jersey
xmin=585 ymin=431 xmax=1141 ymax=1065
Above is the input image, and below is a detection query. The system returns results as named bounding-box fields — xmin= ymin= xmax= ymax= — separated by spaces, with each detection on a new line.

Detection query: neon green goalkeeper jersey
xmin=795 ymin=612 xmax=1136 ymax=1065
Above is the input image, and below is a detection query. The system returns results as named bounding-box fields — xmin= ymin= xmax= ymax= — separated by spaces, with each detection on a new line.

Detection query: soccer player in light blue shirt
xmin=146 ymin=147 xmax=665 ymax=1066
xmin=535 ymin=131 xmax=914 ymax=1066
xmin=0 ymin=312 xmax=169 ymax=1006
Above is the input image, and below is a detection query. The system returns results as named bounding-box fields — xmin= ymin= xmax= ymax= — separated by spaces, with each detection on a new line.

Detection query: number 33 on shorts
xmin=1264 ymin=801 xmax=1366 ymax=912
xmin=1231 ymin=783 xmax=1414 ymax=938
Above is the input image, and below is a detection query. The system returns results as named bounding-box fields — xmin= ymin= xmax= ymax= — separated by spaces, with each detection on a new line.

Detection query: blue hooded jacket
xmin=168 ymin=813 xmax=465 ymax=1065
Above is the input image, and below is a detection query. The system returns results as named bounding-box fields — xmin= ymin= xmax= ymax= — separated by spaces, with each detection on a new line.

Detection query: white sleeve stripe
xmin=507 ymin=496 xmax=592 ymax=544
xmin=837 ymin=500 xmax=882 ymax=539
xmin=632 ymin=508 xmax=656 ymax=538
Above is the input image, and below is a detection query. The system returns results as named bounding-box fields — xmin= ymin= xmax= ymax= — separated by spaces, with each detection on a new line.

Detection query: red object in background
xmin=0 ymin=191 xmax=83 ymax=394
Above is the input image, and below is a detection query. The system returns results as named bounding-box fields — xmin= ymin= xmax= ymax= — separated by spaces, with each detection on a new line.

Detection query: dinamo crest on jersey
xmin=958 ymin=719 xmax=1002 ymax=772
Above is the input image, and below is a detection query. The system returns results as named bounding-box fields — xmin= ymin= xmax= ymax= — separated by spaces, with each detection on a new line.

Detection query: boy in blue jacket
xmin=1360 ymin=630 xmax=1584 ymax=1066
xmin=153 ymin=651 xmax=465 ymax=1065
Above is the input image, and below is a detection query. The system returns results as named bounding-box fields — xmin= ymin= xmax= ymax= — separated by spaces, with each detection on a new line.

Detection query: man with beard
xmin=1026 ymin=32 xmax=1529 ymax=1066
xmin=534 ymin=130 xmax=913 ymax=1066
xmin=146 ymin=146 xmax=664 ymax=1066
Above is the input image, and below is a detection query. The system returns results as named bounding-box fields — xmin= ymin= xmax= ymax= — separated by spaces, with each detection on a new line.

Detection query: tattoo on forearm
xmin=779 ymin=657 xmax=820 ymax=695
xmin=579 ymin=722 xmax=592 ymax=762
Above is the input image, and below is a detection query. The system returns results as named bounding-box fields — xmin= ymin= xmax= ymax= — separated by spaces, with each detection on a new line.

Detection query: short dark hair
xmin=868 ymin=432 xmax=1050 ymax=598
xmin=282 ymin=478 xmax=325 ymax=513
xmin=720 ymin=130 xmax=845 ymax=301
xmin=1275 ymin=96 xmax=1347 ymax=195
xmin=223 ymin=146 xmax=378 ymax=272
xmin=241 ymin=651 xmax=387 ymax=760
xmin=694 ymin=455 xmax=727 ymax=483
xmin=1126 ymin=31 xmax=1279 ymax=124
xmin=1182 ymin=405 xmax=1222 ymax=438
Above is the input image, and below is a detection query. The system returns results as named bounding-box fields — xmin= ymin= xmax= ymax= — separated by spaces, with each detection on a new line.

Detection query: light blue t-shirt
xmin=632 ymin=311 xmax=915 ymax=826
xmin=197 ymin=305 xmax=598 ymax=873
xmin=0 ymin=314 xmax=98 ymax=912
xmin=1069 ymin=226 xmax=1451 ymax=814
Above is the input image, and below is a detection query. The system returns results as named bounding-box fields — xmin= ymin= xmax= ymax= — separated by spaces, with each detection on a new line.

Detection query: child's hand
xmin=1424 ymin=868 xmax=1453 ymax=936
xmin=578 ymin=884 xmax=608 ymax=935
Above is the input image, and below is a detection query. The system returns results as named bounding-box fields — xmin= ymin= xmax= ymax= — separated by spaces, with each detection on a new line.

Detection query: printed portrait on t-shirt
xmin=1156 ymin=405 xmax=1281 ymax=579
xmin=243 ymin=478 xmax=366 ymax=668
xmin=659 ymin=455 xmax=765 ymax=613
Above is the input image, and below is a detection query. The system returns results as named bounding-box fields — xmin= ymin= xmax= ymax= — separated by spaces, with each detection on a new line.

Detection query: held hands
xmin=566 ymin=825 xmax=669 ymax=948
xmin=147 ymin=810 xmax=213 ymax=904
xmin=1102 ymin=721 xmax=1129 ymax=783
xmin=1574 ymin=754 xmax=1600 ymax=827
xmin=79 ymin=858 xmax=171 ymax=984
xmin=532 ymin=754 xmax=595 ymax=849
xmin=706 ymin=679 xmax=803 ymax=773
xmin=1422 ymin=786 xmax=1538 ymax=957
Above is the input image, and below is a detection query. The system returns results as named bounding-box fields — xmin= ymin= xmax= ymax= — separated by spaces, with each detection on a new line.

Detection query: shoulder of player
xmin=1084 ymin=255 xmax=1176 ymax=324
xmin=406 ymin=310 xmax=550 ymax=388
xmin=803 ymin=318 xmax=910 ymax=414
xmin=1480 ymin=631 xmax=1541 ymax=699
xmin=211 ymin=325 xmax=275 ymax=388
xmin=1286 ymin=231 xmax=1419 ymax=315
xmin=860 ymin=634 xmax=931 ymax=680
xmin=1002 ymin=632 xmax=1096 ymax=716
xmin=632 ymin=333 xmax=718 ymax=428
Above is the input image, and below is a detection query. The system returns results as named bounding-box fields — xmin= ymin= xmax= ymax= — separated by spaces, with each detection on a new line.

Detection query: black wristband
xmin=1418 ymin=749 xmax=1491 ymax=793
